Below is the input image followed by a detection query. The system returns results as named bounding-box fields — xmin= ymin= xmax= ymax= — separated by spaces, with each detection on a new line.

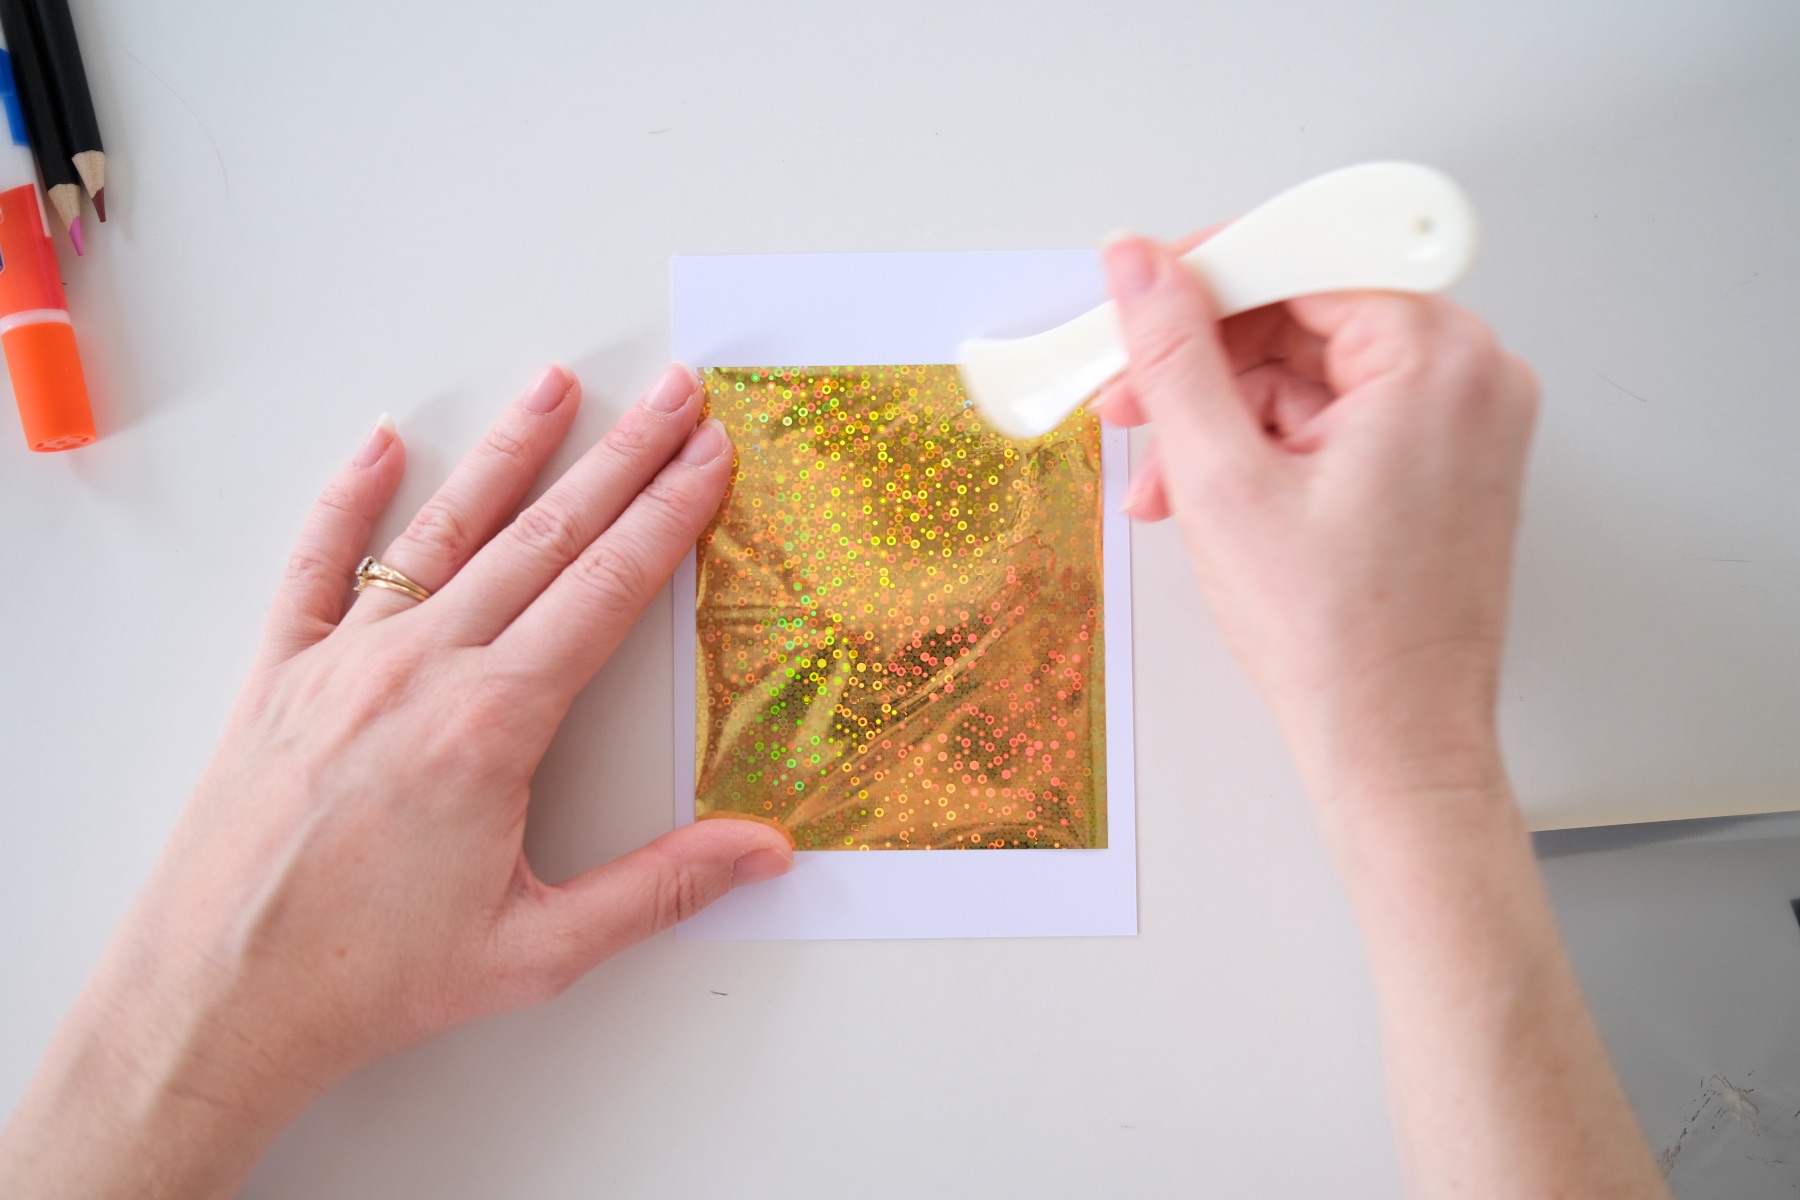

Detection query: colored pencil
xmin=0 ymin=0 xmax=78 ymax=252
xmin=0 ymin=23 xmax=95 ymax=449
xmin=26 ymin=0 xmax=101 ymax=219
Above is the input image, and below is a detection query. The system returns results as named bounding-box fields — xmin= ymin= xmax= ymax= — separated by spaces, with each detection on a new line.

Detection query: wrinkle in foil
xmin=694 ymin=365 xmax=1105 ymax=849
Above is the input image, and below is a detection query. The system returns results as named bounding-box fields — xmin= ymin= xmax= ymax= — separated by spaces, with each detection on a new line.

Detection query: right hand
xmin=1094 ymin=235 xmax=1539 ymax=814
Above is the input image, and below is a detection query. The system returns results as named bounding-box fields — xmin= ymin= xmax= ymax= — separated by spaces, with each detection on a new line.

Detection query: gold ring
xmin=354 ymin=556 xmax=431 ymax=604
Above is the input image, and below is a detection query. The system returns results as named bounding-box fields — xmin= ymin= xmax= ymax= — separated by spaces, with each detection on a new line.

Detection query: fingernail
xmin=522 ymin=364 xmax=575 ymax=414
xmin=645 ymin=363 xmax=701 ymax=414
xmin=731 ymin=849 xmax=792 ymax=888
xmin=353 ymin=413 xmax=397 ymax=467
xmin=677 ymin=417 xmax=729 ymax=465
xmin=1120 ymin=464 xmax=1152 ymax=514
xmin=1103 ymin=236 xmax=1158 ymax=306
xmin=1085 ymin=390 xmax=1110 ymax=420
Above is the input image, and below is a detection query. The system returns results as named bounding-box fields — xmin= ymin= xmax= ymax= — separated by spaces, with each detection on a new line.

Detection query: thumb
xmin=1102 ymin=234 xmax=1272 ymax=483
xmin=510 ymin=815 xmax=794 ymax=988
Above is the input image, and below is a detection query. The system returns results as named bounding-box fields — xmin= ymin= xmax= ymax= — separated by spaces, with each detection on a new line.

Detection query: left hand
xmin=0 ymin=363 xmax=792 ymax=1199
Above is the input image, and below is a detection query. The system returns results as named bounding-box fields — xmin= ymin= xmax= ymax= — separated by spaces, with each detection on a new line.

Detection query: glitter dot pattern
xmin=693 ymin=365 xmax=1106 ymax=850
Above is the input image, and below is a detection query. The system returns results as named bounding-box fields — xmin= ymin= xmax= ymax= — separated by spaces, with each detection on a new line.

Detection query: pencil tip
xmin=69 ymin=217 xmax=83 ymax=256
xmin=92 ymin=189 xmax=105 ymax=222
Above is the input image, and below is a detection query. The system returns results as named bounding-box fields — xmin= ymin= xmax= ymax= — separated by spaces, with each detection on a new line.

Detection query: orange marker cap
xmin=5 ymin=319 xmax=93 ymax=451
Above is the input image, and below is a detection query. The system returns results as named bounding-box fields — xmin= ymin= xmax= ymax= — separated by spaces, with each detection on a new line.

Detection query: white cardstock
xmin=671 ymin=251 xmax=1137 ymax=940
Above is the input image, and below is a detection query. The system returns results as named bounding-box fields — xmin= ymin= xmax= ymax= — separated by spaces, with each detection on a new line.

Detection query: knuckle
xmin=281 ymin=548 xmax=341 ymax=594
xmin=401 ymin=500 xmax=476 ymax=567
xmin=439 ymin=673 xmax=530 ymax=753
xmin=570 ymin=536 xmax=655 ymax=617
xmin=639 ymin=469 xmax=707 ymax=526
xmin=1446 ymin=308 xmax=1499 ymax=361
xmin=314 ymin=479 xmax=362 ymax=519
xmin=477 ymin=422 xmax=533 ymax=467
xmin=1375 ymin=301 xmax=1436 ymax=368
xmin=1328 ymin=304 xmax=1391 ymax=377
xmin=417 ymin=660 xmax=536 ymax=770
xmin=1425 ymin=313 xmax=1504 ymax=397
xmin=509 ymin=501 xmax=590 ymax=565
xmin=646 ymin=846 xmax=710 ymax=930
xmin=1394 ymin=291 xmax=1446 ymax=330
xmin=342 ymin=642 xmax=429 ymax=723
xmin=598 ymin=409 xmax=658 ymax=463
xmin=1332 ymin=296 xmax=1450 ymax=388
xmin=429 ymin=696 xmax=503 ymax=764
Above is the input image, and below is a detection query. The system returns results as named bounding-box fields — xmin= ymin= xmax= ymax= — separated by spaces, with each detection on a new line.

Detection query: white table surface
xmin=3 ymin=2 xmax=1798 ymax=1195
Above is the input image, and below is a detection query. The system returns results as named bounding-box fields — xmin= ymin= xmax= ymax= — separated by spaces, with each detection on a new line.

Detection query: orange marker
xmin=0 ymin=27 xmax=91 ymax=451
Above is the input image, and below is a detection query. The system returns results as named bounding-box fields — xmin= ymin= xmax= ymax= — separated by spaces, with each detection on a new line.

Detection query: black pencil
xmin=0 ymin=0 xmax=80 ymax=252
xmin=26 ymin=0 xmax=101 ymax=220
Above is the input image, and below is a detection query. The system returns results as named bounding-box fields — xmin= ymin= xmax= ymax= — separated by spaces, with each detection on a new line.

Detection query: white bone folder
xmin=957 ymin=161 xmax=1480 ymax=440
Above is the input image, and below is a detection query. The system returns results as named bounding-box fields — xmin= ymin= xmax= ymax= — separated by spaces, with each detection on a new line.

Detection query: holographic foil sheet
xmin=694 ymin=364 xmax=1105 ymax=850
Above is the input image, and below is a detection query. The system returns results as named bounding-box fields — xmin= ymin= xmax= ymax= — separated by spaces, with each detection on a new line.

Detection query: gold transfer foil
xmin=694 ymin=365 xmax=1105 ymax=849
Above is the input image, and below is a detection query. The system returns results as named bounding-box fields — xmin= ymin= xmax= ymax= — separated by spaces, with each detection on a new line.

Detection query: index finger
xmin=492 ymin=418 xmax=734 ymax=704
xmin=1166 ymin=220 xmax=1232 ymax=257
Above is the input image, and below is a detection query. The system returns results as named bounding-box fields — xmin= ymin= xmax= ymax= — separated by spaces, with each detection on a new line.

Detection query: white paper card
xmin=671 ymin=251 xmax=1136 ymax=940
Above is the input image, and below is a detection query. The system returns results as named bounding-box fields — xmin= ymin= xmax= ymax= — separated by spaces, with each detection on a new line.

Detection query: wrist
xmin=1271 ymin=640 xmax=1509 ymax=824
xmin=1280 ymin=680 xmax=1518 ymax=877
xmin=0 ymin=904 xmax=327 ymax=1198
xmin=1306 ymin=749 xmax=1534 ymax=953
xmin=1311 ymin=727 xmax=1509 ymax=821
